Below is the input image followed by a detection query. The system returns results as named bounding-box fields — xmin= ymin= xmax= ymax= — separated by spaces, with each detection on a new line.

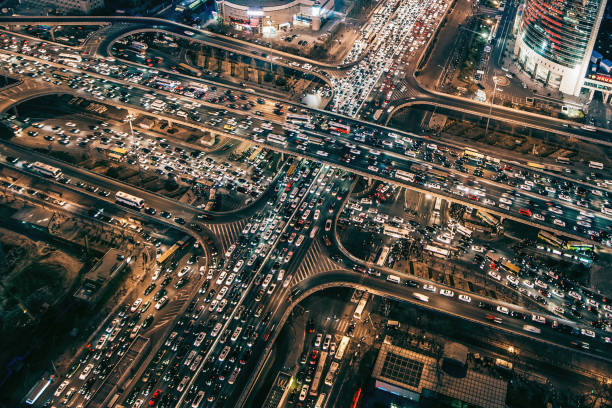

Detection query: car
xmin=130 ymin=298 xmax=143 ymax=313
xmin=458 ymin=294 xmax=472 ymax=303
xmin=423 ymin=284 xmax=436 ymax=292
xmin=440 ymin=289 xmax=454 ymax=297
xmin=323 ymin=334 xmax=332 ymax=350
xmin=299 ymin=384 xmax=309 ymax=401
xmin=314 ymin=333 xmax=322 ymax=348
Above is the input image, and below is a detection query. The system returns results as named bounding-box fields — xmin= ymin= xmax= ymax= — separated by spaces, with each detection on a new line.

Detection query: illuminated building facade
xmin=513 ymin=0 xmax=607 ymax=96
xmin=216 ymin=0 xmax=333 ymax=34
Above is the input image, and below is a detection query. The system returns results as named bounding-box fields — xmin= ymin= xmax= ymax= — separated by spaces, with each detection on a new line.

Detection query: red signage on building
xmin=588 ymin=74 xmax=612 ymax=83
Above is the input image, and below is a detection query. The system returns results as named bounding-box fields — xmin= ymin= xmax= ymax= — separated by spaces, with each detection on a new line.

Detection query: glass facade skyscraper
xmin=514 ymin=0 xmax=607 ymax=95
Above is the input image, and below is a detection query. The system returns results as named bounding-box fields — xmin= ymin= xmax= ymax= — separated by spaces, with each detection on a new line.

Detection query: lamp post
xmin=484 ymin=77 xmax=501 ymax=138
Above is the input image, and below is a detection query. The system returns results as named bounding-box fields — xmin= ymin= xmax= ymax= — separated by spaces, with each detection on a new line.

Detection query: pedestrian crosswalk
xmin=328 ymin=318 xmax=369 ymax=340
xmin=291 ymin=238 xmax=340 ymax=284
xmin=206 ymin=219 xmax=247 ymax=254
xmin=151 ymin=290 xmax=191 ymax=330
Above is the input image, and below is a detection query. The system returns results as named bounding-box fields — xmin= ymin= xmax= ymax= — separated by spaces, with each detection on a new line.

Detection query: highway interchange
xmin=0 ymin=10 xmax=611 ymax=408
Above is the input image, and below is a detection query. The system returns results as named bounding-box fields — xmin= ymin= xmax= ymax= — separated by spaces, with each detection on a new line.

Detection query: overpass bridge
xmin=2 ymin=15 xmax=611 ymax=146
xmin=0 ymin=70 xmax=607 ymax=245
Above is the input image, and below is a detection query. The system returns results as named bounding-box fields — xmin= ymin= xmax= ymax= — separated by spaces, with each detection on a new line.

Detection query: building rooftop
xmin=373 ymin=344 xmax=507 ymax=408
xmin=74 ymin=248 xmax=127 ymax=302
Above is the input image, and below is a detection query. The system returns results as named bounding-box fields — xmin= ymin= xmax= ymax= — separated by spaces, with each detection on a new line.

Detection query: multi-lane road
xmin=1 ymin=11 xmax=611 ymax=408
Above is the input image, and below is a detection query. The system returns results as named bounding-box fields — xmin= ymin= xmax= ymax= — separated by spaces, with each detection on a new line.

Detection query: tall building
xmin=514 ymin=0 xmax=607 ymax=96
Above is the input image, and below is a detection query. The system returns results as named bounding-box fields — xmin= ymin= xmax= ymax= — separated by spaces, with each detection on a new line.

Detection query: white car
xmin=54 ymin=380 xmax=70 ymax=397
xmin=488 ymin=270 xmax=501 ymax=281
xmin=299 ymin=384 xmax=309 ymax=401
xmin=423 ymin=284 xmax=436 ymax=292
xmin=523 ymin=279 xmax=535 ymax=288
xmin=458 ymin=294 xmax=472 ymax=303
xmin=314 ymin=333 xmax=323 ymax=347
xmin=440 ymin=289 xmax=454 ymax=297
xmin=178 ymin=266 xmax=191 ymax=277
xmin=581 ymin=328 xmax=595 ymax=338
xmin=79 ymin=363 xmax=94 ymax=380
xmin=130 ymin=298 xmax=143 ymax=313
xmin=496 ymin=305 xmax=510 ymax=315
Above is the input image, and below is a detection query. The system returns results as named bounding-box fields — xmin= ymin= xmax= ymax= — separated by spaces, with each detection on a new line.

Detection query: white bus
xmin=286 ymin=114 xmax=310 ymax=125
xmin=310 ymin=351 xmax=328 ymax=396
xmin=31 ymin=161 xmax=62 ymax=178
xmin=588 ymin=161 xmax=603 ymax=170
xmin=335 ymin=336 xmax=350 ymax=361
xmin=267 ymin=134 xmax=288 ymax=148
xmin=386 ymin=274 xmax=401 ymax=284
xmin=455 ymin=223 xmax=472 ymax=237
xmin=325 ymin=362 xmax=339 ymax=386
xmin=308 ymin=136 xmax=324 ymax=146
xmin=424 ymin=245 xmax=449 ymax=258
xmin=58 ymin=53 xmax=82 ymax=63
xmin=115 ymin=191 xmax=145 ymax=210
xmin=377 ymin=246 xmax=390 ymax=266
xmin=353 ymin=294 xmax=369 ymax=320
xmin=395 ymin=169 xmax=415 ymax=183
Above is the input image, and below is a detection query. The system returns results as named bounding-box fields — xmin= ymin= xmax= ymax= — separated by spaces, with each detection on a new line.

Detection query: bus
xmin=537 ymin=230 xmax=564 ymax=247
xmin=424 ymin=245 xmax=449 ymax=258
xmin=308 ymin=136 xmax=324 ymax=146
xmin=555 ymin=157 xmax=571 ymax=165
xmin=353 ymin=294 xmax=369 ymax=320
xmin=501 ymin=261 xmax=520 ymax=274
xmin=58 ymin=53 xmax=82 ymax=63
xmin=315 ymin=393 xmax=327 ymax=408
xmin=188 ymin=0 xmax=203 ymax=10
xmin=324 ymin=362 xmax=339 ymax=386
xmin=153 ymin=77 xmax=180 ymax=89
xmin=377 ymin=246 xmax=390 ymax=266
xmin=455 ymin=223 xmax=472 ymax=237
xmin=248 ymin=147 xmax=262 ymax=163
xmin=463 ymin=148 xmax=484 ymax=164
xmin=566 ymin=241 xmax=594 ymax=252
xmin=287 ymin=163 xmax=298 ymax=178
xmin=267 ymin=134 xmax=288 ymax=148
xmin=31 ymin=161 xmax=62 ymax=178
xmin=477 ymin=210 xmax=498 ymax=226
xmin=130 ymin=41 xmax=148 ymax=51
xmin=108 ymin=147 xmax=127 ymax=161
xmin=395 ymin=169 xmax=415 ymax=183
xmin=286 ymin=114 xmax=310 ymax=125
xmin=177 ymin=62 xmax=202 ymax=77
xmin=310 ymin=351 xmax=328 ymax=396
xmin=386 ymin=274 xmax=401 ymax=284
xmin=115 ymin=191 xmax=145 ymax=210
xmin=373 ymin=109 xmax=383 ymax=121
xmin=433 ymin=197 xmax=442 ymax=215
xmin=157 ymin=243 xmax=179 ymax=265
xmin=328 ymin=121 xmax=350 ymax=134
xmin=588 ymin=161 xmax=603 ymax=170
xmin=25 ymin=377 xmax=53 ymax=405
xmin=51 ymin=70 xmax=74 ymax=81
xmin=335 ymin=336 xmax=350 ymax=361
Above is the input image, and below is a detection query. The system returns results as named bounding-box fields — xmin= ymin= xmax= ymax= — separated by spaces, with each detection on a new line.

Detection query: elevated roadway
xmin=0 ymin=67 xmax=608 ymax=244
xmin=236 ymin=268 xmax=612 ymax=407
xmin=1 ymin=15 xmax=611 ymax=145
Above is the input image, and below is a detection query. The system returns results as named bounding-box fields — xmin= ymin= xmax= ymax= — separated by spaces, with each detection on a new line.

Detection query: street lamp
xmin=484 ymin=77 xmax=501 ymax=138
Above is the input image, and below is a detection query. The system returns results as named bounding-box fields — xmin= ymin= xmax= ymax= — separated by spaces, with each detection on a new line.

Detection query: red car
xmin=309 ymin=350 xmax=319 ymax=365
xmin=518 ymin=208 xmax=532 ymax=217
xmin=149 ymin=389 xmax=162 ymax=406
